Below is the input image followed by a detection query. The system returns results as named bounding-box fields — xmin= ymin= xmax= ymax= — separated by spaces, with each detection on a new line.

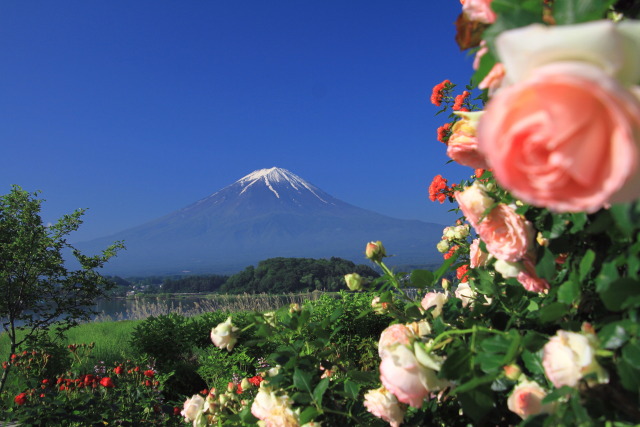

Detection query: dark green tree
xmin=0 ymin=186 xmax=124 ymax=393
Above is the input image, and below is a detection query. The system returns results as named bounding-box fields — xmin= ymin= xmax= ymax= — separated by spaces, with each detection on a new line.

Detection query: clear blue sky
xmin=1 ymin=1 xmax=475 ymax=243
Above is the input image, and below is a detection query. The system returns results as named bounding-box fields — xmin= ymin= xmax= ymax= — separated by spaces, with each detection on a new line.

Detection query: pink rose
xmin=476 ymin=204 xmax=534 ymax=262
xmin=446 ymin=112 xmax=489 ymax=169
xmin=378 ymin=324 xmax=415 ymax=358
xmin=363 ymin=387 xmax=406 ymax=427
xmin=516 ymin=257 xmax=550 ymax=293
xmin=469 ymin=238 xmax=491 ymax=268
xmin=507 ymin=380 xmax=555 ymax=419
xmin=462 ymin=0 xmax=496 ymax=24
xmin=380 ymin=345 xmax=436 ymax=408
xmin=454 ymin=181 xmax=494 ymax=228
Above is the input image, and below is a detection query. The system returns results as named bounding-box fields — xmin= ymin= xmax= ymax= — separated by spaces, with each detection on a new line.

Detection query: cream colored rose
xmin=507 ymin=380 xmax=555 ymax=419
xmin=211 ymin=316 xmax=240 ymax=352
xmin=454 ymin=283 xmax=475 ymax=308
xmin=542 ymin=329 xmax=608 ymax=388
xmin=420 ymin=292 xmax=448 ymax=318
xmin=251 ymin=386 xmax=301 ymax=427
xmin=454 ymin=181 xmax=494 ymax=227
xmin=181 ymin=394 xmax=205 ymax=422
xmin=363 ymin=386 xmax=406 ymax=427
xmin=469 ymin=238 xmax=491 ymax=268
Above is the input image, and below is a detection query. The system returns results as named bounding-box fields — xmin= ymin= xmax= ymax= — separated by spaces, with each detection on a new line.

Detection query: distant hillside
xmin=77 ymin=167 xmax=443 ymax=276
xmin=218 ymin=257 xmax=380 ymax=294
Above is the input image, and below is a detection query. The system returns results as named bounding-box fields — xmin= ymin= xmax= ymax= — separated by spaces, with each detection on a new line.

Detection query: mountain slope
xmin=78 ymin=167 xmax=444 ymax=275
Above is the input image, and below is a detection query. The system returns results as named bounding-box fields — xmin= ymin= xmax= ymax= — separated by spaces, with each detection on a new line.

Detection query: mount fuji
xmin=78 ymin=167 xmax=444 ymax=275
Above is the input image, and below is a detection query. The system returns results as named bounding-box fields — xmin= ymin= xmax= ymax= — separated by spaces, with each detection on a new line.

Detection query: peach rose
xmin=462 ymin=0 xmax=496 ymax=24
xmin=363 ymin=387 xmax=406 ymax=427
xmin=507 ymin=380 xmax=555 ymax=419
xmin=476 ymin=204 xmax=534 ymax=262
xmin=542 ymin=329 xmax=608 ymax=389
xmin=469 ymin=238 xmax=491 ymax=268
xmin=454 ymin=181 xmax=494 ymax=227
xmin=181 ymin=394 xmax=205 ymax=422
xmin=479 ymin=21 xmax=640 ymax=213
xmin=447 ymin=112 xmax=489 ymax=169
xmin=478 ymin=63 xmax=505 ymax=96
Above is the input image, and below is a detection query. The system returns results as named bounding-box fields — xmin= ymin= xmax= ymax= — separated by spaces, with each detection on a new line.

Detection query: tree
xmin=0 ymin=186 xmax=124 ymax=393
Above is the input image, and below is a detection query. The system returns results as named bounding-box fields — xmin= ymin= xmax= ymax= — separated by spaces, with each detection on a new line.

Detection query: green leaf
xmin=293 ymin=368 xmax=313 ymax=393
xmin=312 ymin=378 xmax=330 ymax=406
xmin=611 ymin=203 xmax=634 ymax=235
xmin=596 ymin=261 xmax=620 ymax=292
xmin=536 ymin=248 xmax=557 ymax=281
xmin=457 ymin=385 xmax=495 ymax=423
xmin=553 ymin=0 xmax=616 ymax=24
xmin=411 ymin=269 xmax=434 ymax=289
xmin=598 ymin=321 xmax=632 ymax=350
xmin=599 ymin=278 xmax=640 ymax=311
xmin=299 ymin=407 xmax=321 ymax=425
xmin=343 ymin=380 xmax=360 ymax=400
xmin=622 ymin=341 xmax=640 ymax=366
xmin=521 ymin=350 xmax=545 ymax=376
xmin=441 ymin=349 xmax=472 ymax=380
xmin=579 ymin=249 xmax=596 ymax=281
xmin=617 ymin=359 xmax=640 ymax=392
xmin=569 ymin=212 xmax=587 ymax=233
xmin=542 ymin=386 xmax=576 ymax=404
xmin=539 ymin=302 xmax=569 ymax=323
xmin=433 ymin=252 xmax=458 ymax=283
xmin=474 ymin=267 xmax=498 ymax=295
xmin=557 ymin=280 xmax=580 ymax=305
xmin=453 ymin=374 xmax=497 ymax=394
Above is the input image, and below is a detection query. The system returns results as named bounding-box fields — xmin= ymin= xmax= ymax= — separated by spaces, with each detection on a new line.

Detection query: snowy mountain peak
xmin=236 ymin=167 xmax=328 ymax=203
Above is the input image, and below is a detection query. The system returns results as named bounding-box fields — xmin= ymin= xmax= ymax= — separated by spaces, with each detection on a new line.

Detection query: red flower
xmin=83 ymin=374 xmax=95 ymax=385
xmin=144 ymin=380 xmax=153 ymax=387
xmin=429 ymin=175 xmax=450 ymax=204
xmin=437 ymin=122 xmax=452 ymax=143
xmin=200 ymin=388 xmax=208 ymax=396
xmin=457 ymin=264 xmax=470 ymax=283
xmin=453 ymin=91 xmax=470 ymax=110
xmin=236 ymin=384 xmax=243 ymax=394
xmin=143 ymin=369 xmax=155 ymax=378
xmin=430 ymin=79 xmax=452 ymax=106
xmin=99 ymin=377 xmax=115 ymax=388
xmin=114 ymin=366 xmax=124 ymax=375
xmin=248 ymin=375 xmax=264 ymax=387
xmin=14 ymin=392 xmax=27 ymax=406
xmin=173 ymin=407 xmax=181 ymax=416
xmin=475 ymin=168 xmax=485 ymax=178
xmin=444 ymin=245 xmax=460 ymax=260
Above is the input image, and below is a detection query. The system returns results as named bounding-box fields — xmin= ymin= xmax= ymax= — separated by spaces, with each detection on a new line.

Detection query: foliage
xmin=162 ymin=274 xmax=229 ymax=293
xmin=0 ymin=185 xmax=123 ymax=394
xmin=1 ymin=343 xmax=183 ymax=426
xmin=219 ymin=256 xmax=380 ymax=294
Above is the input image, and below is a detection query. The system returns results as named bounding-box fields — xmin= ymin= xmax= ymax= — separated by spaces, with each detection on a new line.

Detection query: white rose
xmin=210 ymin=316 xmax=240 ymax=352
xmin=420 ymin=292 xmax=448 ymax=318
xmin=251 ymin=386 xmax=300 ymax=427
xmin=363 ymin=386 xmax=406 ymax=427
xmin=454 ymin=283 xmax=475 ymax=308
xmin=542 ymin=329 xmax=608 ymax=388
xmin=181 ymin=394 xmax=205 ymax=422
xmin=496 ymin=20 xmax=640 ymax=88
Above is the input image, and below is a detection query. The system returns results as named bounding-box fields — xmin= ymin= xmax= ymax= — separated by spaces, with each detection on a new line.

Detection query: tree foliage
xmin=0 ymin=185 xmax=123 ymax=393
xmin=219 ymin=257 xmax=380 ymax=294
